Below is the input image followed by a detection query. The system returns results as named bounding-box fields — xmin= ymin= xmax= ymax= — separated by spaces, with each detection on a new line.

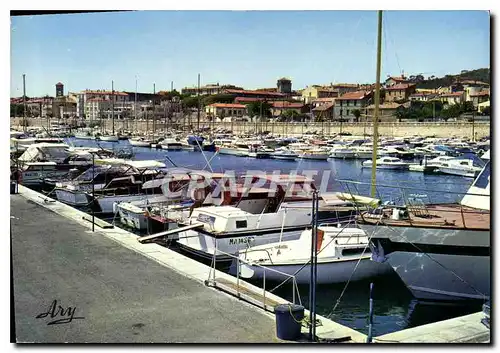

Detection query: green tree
xmin=246 ymin=101 xmax=272 ymax=118
xmin=202 ymin=94 xmax=235 ymax=106
xmin=481 ymin=106 xmax=490 ymax=116
xmin=283 ymin=109 xmax=300 ymax=121
xmin=182 ymin=96 xmax=201 ymax=109
xmin=352 ymin=109 xmax=361 ymax=122
xmin=441 ymin=103 xmax=462 ymax=121
xmin=395 ymin=107 xmax=410 ymax=122
xmin=11 ymin=104 xmax=25 ymax=117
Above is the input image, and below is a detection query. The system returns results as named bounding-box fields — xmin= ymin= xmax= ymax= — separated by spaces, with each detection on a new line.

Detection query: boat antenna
xmin=370 ymin=10 xmax=383 ymax=198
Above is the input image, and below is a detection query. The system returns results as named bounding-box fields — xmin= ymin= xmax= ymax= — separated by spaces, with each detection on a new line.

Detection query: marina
xmin=10 ymin=9 xmax=491 ymax=345
xmin=10 ymin=132 xmax=491 ymax=340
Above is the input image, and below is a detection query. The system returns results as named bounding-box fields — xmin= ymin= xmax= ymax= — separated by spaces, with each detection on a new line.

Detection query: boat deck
xmin=359 ymin=204 xmax=489 ymax=230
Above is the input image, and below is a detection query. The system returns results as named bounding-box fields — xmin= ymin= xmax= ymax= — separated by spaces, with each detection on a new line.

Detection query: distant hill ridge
xmin=415 ymin=68 xmax=490 ymax=89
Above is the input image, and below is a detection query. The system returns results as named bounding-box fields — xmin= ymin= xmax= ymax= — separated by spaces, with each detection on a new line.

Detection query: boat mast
xmin=22 ymin=74 xmax=27 ymax=133
xmin=370 ymin=10 xmax=383 ymax=198
xmin=111 ymin=80 xmax=115 ymax=135
xmin=153 ymin=83 xmax=156 ymax=142
xmin=135 ymin=77 xmax=138 ymax=133
xmin=197 ymin=73 xmax=201 ymax=131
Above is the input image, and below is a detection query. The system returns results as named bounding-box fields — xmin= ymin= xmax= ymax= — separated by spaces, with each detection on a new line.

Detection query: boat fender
xmin=113 ymin=202 xmax=117 ymax=214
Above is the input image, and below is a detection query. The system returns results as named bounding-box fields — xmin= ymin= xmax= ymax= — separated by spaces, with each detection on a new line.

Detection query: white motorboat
xmin=298 ymin=148 xmax=329 ymax=160
xmin=379 ymin=145 xmax=415 ymax=160
xmin=74 ymin=128 xmax=96 ymax=140
xmin=329 ymin=146 xmax=357 ymax=159
xmin=99 ymin=135 xmax=119 ymax=142
xmin=438 ymin=155 xmax=485 ymax=178
xmin=353 ymin=146 xmax=373 ymax=159
xmin=425 ymin=155 xmax=455 ymax=167
xmin=128 ymin=138 xmax=152 ymax=147
xmin=116 ymin=170 xmax=224 ymax=230
xmin=237 ymin=226 xmax=392 ymax=284
xmin=175 ymin=175 xmax=320 ymax=261
xmin=271 ymin=147 xmax=298 ymax=161
xmin=362 ymin=157 xmax=409 ymax=170
xmin=54 ymin=159 xmax=167 ymax=212
xmin=161 ymin=138 xmax=183 ymax=150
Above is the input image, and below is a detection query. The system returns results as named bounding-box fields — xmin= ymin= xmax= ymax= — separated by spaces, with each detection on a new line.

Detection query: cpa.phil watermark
xmin=159 ymin=169 xmax=333 ymax=202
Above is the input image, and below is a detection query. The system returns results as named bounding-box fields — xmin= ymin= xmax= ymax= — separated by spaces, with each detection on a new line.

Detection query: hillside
xmin=416 ymin=68 xmax=490 ymax=89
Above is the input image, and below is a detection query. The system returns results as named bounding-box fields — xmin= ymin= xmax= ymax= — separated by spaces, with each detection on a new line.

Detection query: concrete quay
xmin=374 ymin=312 xmax=490 ymax=343
xmin=11 ymin=117 xmax=490 ymax=139
xmin=10 ymin=185 xmax=490 ymax=343
xmin=11 ymin=194 xmax=281 ymax=343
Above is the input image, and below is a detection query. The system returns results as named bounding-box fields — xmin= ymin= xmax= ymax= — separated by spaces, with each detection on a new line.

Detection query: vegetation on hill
xmin=396 ymin=101 xmax=476 ymax=122
xmin=415 ymin=68 xmax=490 ymax=89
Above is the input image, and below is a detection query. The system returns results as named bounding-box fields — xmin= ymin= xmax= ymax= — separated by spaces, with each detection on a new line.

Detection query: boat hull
xmin=298 ymin=154 xmax=329 ymax=160
xmin=361 ymin=224 xmax=490 ymax=301
xmin=176 ymin=228 xmax=305 ymax=262
xmin=161 ymin=145 xmax=183 ymax=151
xmin=438 ymin=167 xmax=479 ymax=178
xmin=128 ymin=139 xmax=151 ymax=147
xmin=362 ymin=164 xmax=407 ymax=170
xmin=55 ymin=189 xmax=92 ymax=206
xmin=98 ymin=136 xmax=119 ymax=142
xmin=218 ymin=148 xmax=248 ymax=157
xmin=271 ymin=154 xmax=297 ymax=161
xmin=237 ymin=257 xmax=392 ymax=284
xmin=329 ymin=152 xmax=357 ymax=159
xmin=96 ymin=194 xmax=163 ymax=214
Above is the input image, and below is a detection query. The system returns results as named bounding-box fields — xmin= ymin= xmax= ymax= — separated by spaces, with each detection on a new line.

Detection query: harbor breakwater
xmin=11 ymin=118 xmax=490 ymax=139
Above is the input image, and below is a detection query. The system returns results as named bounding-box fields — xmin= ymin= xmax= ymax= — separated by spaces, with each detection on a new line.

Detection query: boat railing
xmin=206 ymin=248 xmax=302 ymax=310
xmin=336 ymin=178 xmax=489 ymax=229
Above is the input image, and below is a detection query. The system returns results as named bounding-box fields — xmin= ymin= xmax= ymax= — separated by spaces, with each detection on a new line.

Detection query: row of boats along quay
xmin=10 ymin=10 xmax=490 ymax=343
xmin=10 ymin=124 xmax=491 ymax=343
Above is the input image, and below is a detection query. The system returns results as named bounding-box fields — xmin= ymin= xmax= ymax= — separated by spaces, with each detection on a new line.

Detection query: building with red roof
xmin=384 ymin=83 xmax=416 ymax=102
xmin=205 ymin=103 xmax=247 ymax=119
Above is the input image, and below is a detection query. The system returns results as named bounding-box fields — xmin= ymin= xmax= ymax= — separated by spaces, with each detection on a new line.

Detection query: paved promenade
xmin=11 ymin=195 xmax=281 ymax=343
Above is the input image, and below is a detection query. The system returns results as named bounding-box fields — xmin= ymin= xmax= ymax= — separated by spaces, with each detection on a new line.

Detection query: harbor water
xmin=66 ymin=138 xmax=483 ymax=336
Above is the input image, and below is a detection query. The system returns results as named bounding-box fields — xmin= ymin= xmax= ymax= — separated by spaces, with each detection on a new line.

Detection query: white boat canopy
xmin=94 ymin=158 xmax=166 ymax=169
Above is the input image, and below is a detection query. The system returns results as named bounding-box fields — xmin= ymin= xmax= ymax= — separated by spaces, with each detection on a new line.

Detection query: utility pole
xmin=197 ymin=73 xmax=201 ymax=131
xmin=370 ymin=10 xmax=383 ymax=198
xmin=22 ymin=74 xmax=27 ymax=133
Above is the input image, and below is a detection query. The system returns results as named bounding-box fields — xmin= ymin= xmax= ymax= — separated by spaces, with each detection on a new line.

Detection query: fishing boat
xmin=237 ymin=226 xmax=392 ymax=284
xmin=362 ymin=157 xmax=409 ymax=170
xmin=175 ymin=175 xmax=320 ymax=261
xmin=359 ymin=161 xmax=490 ymax=301
xmin=174 ymin=174 xmax=357 ymax=262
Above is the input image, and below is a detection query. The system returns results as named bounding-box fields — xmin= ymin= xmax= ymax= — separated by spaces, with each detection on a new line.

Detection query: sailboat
xmin=232 ymin=11 xmax=387 ymax=285
xmin=99 ymin=80 xmax=119 ymax=142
